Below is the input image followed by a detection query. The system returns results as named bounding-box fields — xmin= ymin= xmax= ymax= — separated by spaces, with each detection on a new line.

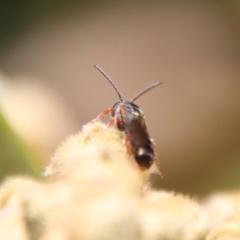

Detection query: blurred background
xmin=0 ymin=0 xmax=240 ymax=196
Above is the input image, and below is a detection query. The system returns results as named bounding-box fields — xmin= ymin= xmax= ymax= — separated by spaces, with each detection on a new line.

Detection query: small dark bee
xmin=92 ymin=65 xmax=162 ymax=176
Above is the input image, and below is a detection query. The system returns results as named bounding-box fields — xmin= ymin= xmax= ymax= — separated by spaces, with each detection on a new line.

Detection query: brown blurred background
xmin=0 ymin=0 xmax=240 ymax=196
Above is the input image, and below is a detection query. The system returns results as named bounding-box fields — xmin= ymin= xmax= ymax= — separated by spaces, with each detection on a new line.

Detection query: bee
xmin=92 ymin=65 xmax=162 ymax=176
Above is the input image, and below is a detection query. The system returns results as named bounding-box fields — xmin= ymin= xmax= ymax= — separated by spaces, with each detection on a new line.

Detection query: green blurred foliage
xmin=0 ymin=109 xmax=42 ymax=181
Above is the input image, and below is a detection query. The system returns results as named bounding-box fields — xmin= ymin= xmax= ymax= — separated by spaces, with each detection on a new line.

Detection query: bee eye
xmin=112 ymin=102 xmax=120 ymax=109
xmin=130 ymin=104 xmax=141 ymax=114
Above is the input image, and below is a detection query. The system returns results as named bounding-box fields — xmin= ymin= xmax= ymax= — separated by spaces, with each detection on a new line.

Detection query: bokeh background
xmin=0 ymin=0 xmax=240 ymax=196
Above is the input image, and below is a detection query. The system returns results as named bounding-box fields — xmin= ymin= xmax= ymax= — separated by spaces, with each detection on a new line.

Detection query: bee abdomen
xmin=135 ymin=148 xmax=154 ymax=169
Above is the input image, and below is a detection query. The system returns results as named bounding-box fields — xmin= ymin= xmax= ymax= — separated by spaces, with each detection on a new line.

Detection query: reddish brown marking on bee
xmin=124 ymin=135 xmax=131 ymax=154
xmin=92 ymin=65 xmax=163 ymax=177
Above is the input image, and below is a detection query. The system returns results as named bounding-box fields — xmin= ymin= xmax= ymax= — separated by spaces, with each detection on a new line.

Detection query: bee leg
xmin=90 ymin=107 xmax=112 ymax=123
xmin=100 ymin=115 xmax=123 ymax=135
xmin=124 ymin=135 xmax=132 ymax=155
xmin=151 ymin=139 xmax=163 ymax=178
xmin=124 ymin=135 xmax=141 ymax=169
xmin=97 ymin=116 xmax=116 ymax=135
xmin=89 ymin=108 xmax=116 ymax=136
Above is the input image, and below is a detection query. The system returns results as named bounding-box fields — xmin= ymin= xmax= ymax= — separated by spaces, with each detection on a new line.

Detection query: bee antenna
xmin=131 ymin=82 xmax=162 ymax=102
xmin=94 ymin=65 xmax=124 ymax=102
